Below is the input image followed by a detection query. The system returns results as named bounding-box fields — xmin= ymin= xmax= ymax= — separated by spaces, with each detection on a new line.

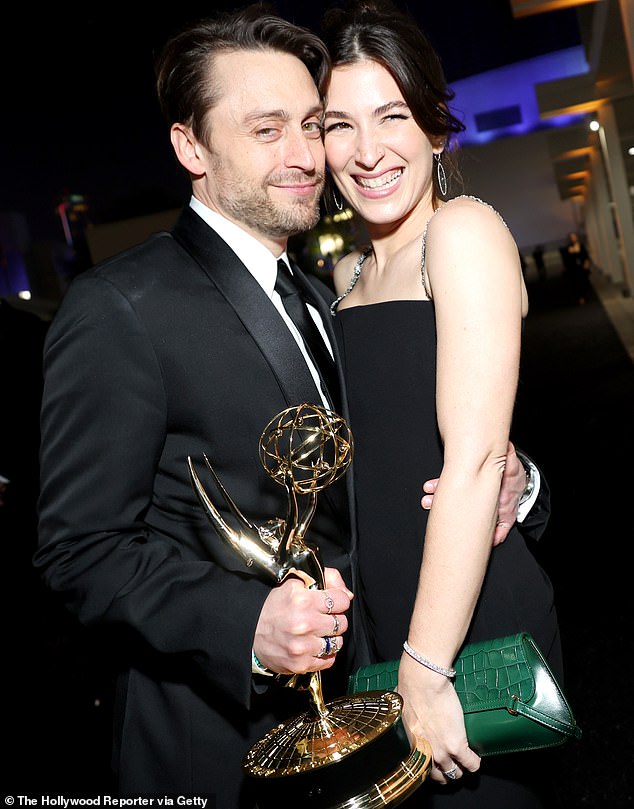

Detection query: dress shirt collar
xmin=189 ymin=196 xmax=288 ymax=296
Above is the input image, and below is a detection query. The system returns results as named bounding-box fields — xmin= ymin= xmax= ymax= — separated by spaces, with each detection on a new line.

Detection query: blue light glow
xmin=449 ymin=47 xmax=589 ymax=147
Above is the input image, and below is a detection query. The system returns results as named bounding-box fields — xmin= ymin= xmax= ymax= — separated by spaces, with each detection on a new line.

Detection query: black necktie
xmin=275 ymin=259 xmax=339 ymax=411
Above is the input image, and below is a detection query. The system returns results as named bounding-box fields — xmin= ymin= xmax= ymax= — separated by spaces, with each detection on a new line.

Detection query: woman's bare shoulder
xmin=432 ymin=195 xmax=509 ymax=233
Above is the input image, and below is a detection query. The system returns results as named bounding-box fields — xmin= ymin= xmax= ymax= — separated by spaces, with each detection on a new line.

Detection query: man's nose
xmin=285 ymin=129 xmax=321 ymax=171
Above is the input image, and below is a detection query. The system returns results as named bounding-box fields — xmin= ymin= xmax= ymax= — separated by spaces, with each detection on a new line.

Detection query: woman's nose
xmin=355 ymin=131 xmax=385 ymax=167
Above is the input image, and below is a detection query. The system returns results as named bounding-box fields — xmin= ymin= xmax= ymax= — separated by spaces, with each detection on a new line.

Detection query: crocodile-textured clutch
xmin=348 ymin=632 xmax=581 ymax=756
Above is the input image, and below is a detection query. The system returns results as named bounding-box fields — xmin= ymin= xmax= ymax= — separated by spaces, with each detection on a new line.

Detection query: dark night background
xmin=5 ymin=3 xmax=632 ymax=806
xmin=1 ymin=1 xmax=582 ymax=244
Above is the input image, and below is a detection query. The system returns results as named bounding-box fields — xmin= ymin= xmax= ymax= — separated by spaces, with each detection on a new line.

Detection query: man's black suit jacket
xmin=35 ymin=205 xmax=368 ymax=806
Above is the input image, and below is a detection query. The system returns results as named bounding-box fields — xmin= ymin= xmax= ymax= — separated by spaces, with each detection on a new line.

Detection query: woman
xmin=321 ymin=2 xmax=563 ymax=806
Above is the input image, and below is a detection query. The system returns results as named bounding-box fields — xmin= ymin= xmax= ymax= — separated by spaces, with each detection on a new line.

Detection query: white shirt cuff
xmin=516 ymin=456 xmax=540 ymax=523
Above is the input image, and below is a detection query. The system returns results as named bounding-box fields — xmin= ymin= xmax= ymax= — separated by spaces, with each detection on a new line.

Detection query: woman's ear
xmin=431 ymin=137 xmax=446 ymax=156
xmin=170 ymin=123 xmax=205 ymax=175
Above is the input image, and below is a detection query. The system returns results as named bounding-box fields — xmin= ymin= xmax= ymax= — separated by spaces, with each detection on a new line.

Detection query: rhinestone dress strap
xmin=330 ymin=247 xmax=372 ymax=316
xmin=420 ymin=195 xmax=509 ymax=291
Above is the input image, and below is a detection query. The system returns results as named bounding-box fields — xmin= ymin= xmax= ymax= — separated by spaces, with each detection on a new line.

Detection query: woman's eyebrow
xmin=324 ymin=100 xmax=408 ymax=120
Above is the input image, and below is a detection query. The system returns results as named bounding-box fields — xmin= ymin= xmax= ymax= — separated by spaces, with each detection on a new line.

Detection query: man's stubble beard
xmin=213 ymin=157 xmax=325 ymax=238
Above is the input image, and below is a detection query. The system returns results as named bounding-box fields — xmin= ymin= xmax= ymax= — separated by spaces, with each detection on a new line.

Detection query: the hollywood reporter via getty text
xmin=5 ymin=798 xmax=211 ymax=808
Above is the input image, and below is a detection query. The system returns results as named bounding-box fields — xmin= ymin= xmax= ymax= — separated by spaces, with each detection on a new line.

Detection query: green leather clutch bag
xmin=348 ymin=632 xmax=581 ymax=756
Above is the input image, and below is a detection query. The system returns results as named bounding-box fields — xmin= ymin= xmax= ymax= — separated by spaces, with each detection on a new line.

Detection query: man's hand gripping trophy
xmin=188 ymin=403 xmax=352 ymax=712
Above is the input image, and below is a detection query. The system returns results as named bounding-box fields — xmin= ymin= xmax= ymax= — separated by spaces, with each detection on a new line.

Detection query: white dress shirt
xmin=189 ymin=197 xmax=333 ymax=408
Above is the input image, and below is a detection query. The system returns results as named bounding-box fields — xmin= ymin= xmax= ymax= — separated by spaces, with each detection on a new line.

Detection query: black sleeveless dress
xmin=335 ymin=300 xmax=564 ymax=808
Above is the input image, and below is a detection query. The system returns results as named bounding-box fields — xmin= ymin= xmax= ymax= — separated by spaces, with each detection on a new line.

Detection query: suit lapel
xmin=172 ymin=207 xmax=324 ymax=409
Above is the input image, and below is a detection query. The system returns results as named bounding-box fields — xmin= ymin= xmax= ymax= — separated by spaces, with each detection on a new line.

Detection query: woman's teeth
xmin=356 ymin=169 xmax=403 ymax=189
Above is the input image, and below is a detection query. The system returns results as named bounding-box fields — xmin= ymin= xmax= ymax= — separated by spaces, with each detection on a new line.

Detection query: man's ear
xmin=171 ymin=123 xmax=206 ymax=175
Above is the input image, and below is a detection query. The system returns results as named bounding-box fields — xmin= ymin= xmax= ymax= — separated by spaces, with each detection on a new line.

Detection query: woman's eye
xmin=324 ymin=121 xmax=351 ymax=134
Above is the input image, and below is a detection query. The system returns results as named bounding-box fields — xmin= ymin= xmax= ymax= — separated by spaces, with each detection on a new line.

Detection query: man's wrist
xmin=516 ymin=451 xmax=540 ymax=522
xmin=251 ymin=649 xmax=274 ymax=677
xmin=518 ymin=464 xmax=534 ymax=505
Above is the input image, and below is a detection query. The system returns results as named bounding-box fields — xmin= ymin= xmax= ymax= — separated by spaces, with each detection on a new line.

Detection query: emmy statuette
xmin=188 ymin=404 xmax=432 ymax=808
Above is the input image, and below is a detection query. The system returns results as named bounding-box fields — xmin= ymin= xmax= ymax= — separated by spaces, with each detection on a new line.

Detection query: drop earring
xmin=435 ymin=153 xmax=447 ymax=196
xmin=332 ymin=186 xmax=344 ymax=212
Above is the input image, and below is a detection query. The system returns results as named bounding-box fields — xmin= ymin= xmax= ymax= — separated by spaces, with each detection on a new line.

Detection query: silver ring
xmin=443 ymin=765 xmax=458 ymax=780
xmin=317 ymin=636 xmax=338 ymax=658
xmin=317 ymin=636 xmax=331 ymax=657
xmin=332 ymin=614 xmax=340 ymax=635
xmin=325 ymin=595 xmax=335 ymax=615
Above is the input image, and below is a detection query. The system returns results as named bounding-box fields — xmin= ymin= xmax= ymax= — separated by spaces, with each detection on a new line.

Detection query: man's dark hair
xmin=156 ymin=4 xmax=331 ymax=146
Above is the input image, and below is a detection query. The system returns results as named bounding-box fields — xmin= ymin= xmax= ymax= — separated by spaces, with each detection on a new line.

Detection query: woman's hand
xmin=397 ymin=652 xmax=481 ymax=784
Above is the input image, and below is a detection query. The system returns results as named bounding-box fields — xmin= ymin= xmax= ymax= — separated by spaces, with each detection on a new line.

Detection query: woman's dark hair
xmin=321 ymin=0 xmax=465 ymax=202
xmin=155 ymin=3 xmax=331 ymax=147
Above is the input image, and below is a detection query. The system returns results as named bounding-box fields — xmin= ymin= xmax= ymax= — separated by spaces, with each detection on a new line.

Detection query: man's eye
xmin=255 ymin=127 xmax=280 ymax=139
xmin=303 ymin=121 xmax=324 ymax=138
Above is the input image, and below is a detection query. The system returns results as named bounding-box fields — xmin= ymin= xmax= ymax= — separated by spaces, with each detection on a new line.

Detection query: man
xmin=34 ymin=7 xmax=546 ymax=806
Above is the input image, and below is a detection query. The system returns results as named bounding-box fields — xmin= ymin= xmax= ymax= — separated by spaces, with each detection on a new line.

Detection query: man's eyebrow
xmin=243 ymin=109 xmax=290 ymax=125
xmin=243 ymin=103 xmax=324 ymax=125
xmin=306 ymin=103 xmax=325 ymax=119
